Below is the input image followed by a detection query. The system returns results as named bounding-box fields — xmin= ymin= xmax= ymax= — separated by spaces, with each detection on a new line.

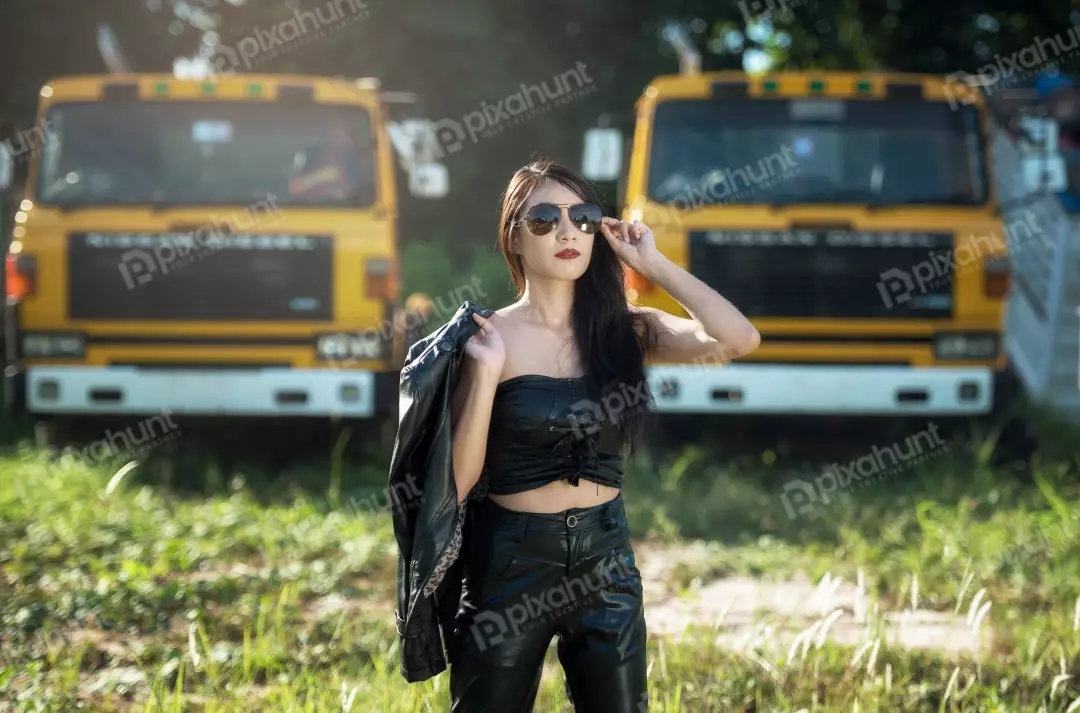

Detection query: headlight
xmin=22 ymin=333 xmax=85 ymax=357
xmin=316 ymin=331 xmax=386 ymax=362
xmin=934 ymin=333 xmax=999 ymax=360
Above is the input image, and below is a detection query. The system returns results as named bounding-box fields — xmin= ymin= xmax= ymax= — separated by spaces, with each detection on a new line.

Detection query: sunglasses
xmin=513 ymin=202 xmax=603 ymax=236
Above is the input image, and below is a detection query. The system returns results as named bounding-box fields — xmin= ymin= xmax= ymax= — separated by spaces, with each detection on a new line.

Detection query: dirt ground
xmin=634 ymin=541 xmax=985 ymax=659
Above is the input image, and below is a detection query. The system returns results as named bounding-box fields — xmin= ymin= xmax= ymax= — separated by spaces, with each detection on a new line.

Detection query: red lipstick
xmin=555 ymin=249 xmax=580 ymax=259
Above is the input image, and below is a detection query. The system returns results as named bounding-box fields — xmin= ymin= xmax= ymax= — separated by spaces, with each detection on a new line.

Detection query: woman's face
xmin=513 ymin=180 xmax=595 ymax=283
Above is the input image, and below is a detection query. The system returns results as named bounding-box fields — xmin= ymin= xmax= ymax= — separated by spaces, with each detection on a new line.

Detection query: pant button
xmin=566 ymin=514 xmax=578 ymax=528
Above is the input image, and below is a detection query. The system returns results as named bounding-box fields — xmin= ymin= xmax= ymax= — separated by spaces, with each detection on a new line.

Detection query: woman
xmin=449 ymin=158 xmax=759 ymax=711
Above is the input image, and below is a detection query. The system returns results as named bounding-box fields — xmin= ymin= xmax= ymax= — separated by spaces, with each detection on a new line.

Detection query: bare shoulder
xmin=488 ymin=305 xmax=527 ymax=352
xmin=488 ymin=306 xmax=516 ymax=330
xmin=489 ymin=304 xmax=526 ymax=329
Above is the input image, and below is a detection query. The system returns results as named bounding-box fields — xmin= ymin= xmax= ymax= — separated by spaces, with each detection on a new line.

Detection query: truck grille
xmin=687 ymin=230 xmax=955 ymax=319
xmin=68 ymin=233 xmax=333 ymax=321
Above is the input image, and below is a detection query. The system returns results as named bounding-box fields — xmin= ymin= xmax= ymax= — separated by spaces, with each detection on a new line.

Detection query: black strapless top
xmin=483 ymin=375 xmax=625 ymax=495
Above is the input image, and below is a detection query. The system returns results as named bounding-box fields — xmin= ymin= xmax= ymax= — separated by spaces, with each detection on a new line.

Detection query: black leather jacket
xmin=389 ymin=300 xmax=494 ymax=682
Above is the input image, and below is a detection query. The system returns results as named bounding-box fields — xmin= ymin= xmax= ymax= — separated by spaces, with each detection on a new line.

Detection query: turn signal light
xmin=5 ymin=253 xmax=35 ymax=302
xmin=365 ymin=257 xmax=396 ymax=300
xmin=984 ymin=256 xmax=1011 ymax=298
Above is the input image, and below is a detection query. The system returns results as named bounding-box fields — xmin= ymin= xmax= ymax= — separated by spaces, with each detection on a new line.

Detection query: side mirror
xmin=582 ymin=127 xmax=623 ymax=182
xmin=1017 ymin=116 xmax=1069 ymax=194
xmin=1018 ymin=115 xmax=1058 ymax=149
xmin=0 ymin=143 xmax=12 ymax=193
xmin=388 ymin=119 xmax=450 ymax=198
xmin=1021 ymin=154 xmax=1068 ymax=194
xmin=409 ymin=162 xmax=449 ymax=199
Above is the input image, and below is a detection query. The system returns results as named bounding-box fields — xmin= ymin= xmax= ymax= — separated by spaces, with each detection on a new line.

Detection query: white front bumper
xmin=26 ymin=366 xmax=378 ymax=417
xmin=646 ymin=364 xmax=994 ymax=415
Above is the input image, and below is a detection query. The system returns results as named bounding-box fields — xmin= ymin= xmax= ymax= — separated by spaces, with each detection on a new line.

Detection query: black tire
xmin=990 ymin=366 xmax=1022 ymax=421
xmin=3 ymin=365 xmax=25 ymax=415
xmin=378 ymin=414 xmax=397 ymax=453
xmin=33 ymin=415 xmax=73 ymax=452
xmin=989 ymin=415 xmax=1038 ymax=474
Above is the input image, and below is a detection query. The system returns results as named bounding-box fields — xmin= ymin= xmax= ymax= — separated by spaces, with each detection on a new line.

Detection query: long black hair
xmin=497 ymin=157 xmax=656 ymax=454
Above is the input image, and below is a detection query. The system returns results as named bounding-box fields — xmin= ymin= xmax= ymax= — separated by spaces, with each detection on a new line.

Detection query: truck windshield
xmin=35 ymin=101 xmax=376 ymax=208
xmin=647 ymin=98 xmax=988 ymax=208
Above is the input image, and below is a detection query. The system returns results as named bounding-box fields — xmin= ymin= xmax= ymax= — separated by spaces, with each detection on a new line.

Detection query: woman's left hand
xmin=599 ymin=217 xmax=663 ymax=275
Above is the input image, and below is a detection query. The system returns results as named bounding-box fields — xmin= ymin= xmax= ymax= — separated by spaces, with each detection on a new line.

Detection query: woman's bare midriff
xmin=488 ymin=479 xmax=620 ymax=513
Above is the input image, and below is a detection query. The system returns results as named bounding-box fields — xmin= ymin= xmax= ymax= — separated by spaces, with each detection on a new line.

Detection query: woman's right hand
xmin=464 ymin=313 xmax=506 ymax=375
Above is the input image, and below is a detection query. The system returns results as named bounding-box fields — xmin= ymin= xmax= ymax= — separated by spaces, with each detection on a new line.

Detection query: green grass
xmin=627 ymin=440 xmax=1080 ymax=613
xmin=2 ymin=419 xmax=1080 ymax=711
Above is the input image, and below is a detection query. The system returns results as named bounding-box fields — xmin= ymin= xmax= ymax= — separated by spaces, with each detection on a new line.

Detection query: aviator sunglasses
xmin=512 ymin=202 xmax=603 ymax=236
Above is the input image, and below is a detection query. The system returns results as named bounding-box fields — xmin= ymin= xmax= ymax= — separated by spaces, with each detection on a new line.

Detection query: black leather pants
xmin=449 ymin=494 xmax=648 ymax=712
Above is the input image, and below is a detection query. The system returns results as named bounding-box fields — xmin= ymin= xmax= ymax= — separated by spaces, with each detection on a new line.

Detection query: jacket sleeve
xmin=396 ymin=604 xmax=447 ymax=681
xmin=390 ymin=360 xmax=423 ymax=628
xmin=391 ymin=332 xmax=458 ymax=683
xmin=389 ymin=334 xmax=439 ymax=671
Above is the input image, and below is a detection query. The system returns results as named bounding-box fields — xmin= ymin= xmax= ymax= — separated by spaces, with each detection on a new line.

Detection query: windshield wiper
xmin=44 ymin=182 xmax=82 ymax=214
xmin=767 ymin=189 xmax=888 ymax=209
xmin=864 ymin=194 xmax=984 ymax=211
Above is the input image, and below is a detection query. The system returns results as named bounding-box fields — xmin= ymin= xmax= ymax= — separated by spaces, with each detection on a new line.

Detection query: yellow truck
xmin=584 ymin=70 xmax=1038 ymax=417
xmin=4 ymin=73 xmax=445 ymax=425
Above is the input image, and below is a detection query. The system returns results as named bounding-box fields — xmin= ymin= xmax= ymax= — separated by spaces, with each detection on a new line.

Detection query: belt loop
xmin=605 ymin=500 xmax=619 ymax=530
xmin=516 ymin=514 xmax=529 ymax=542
